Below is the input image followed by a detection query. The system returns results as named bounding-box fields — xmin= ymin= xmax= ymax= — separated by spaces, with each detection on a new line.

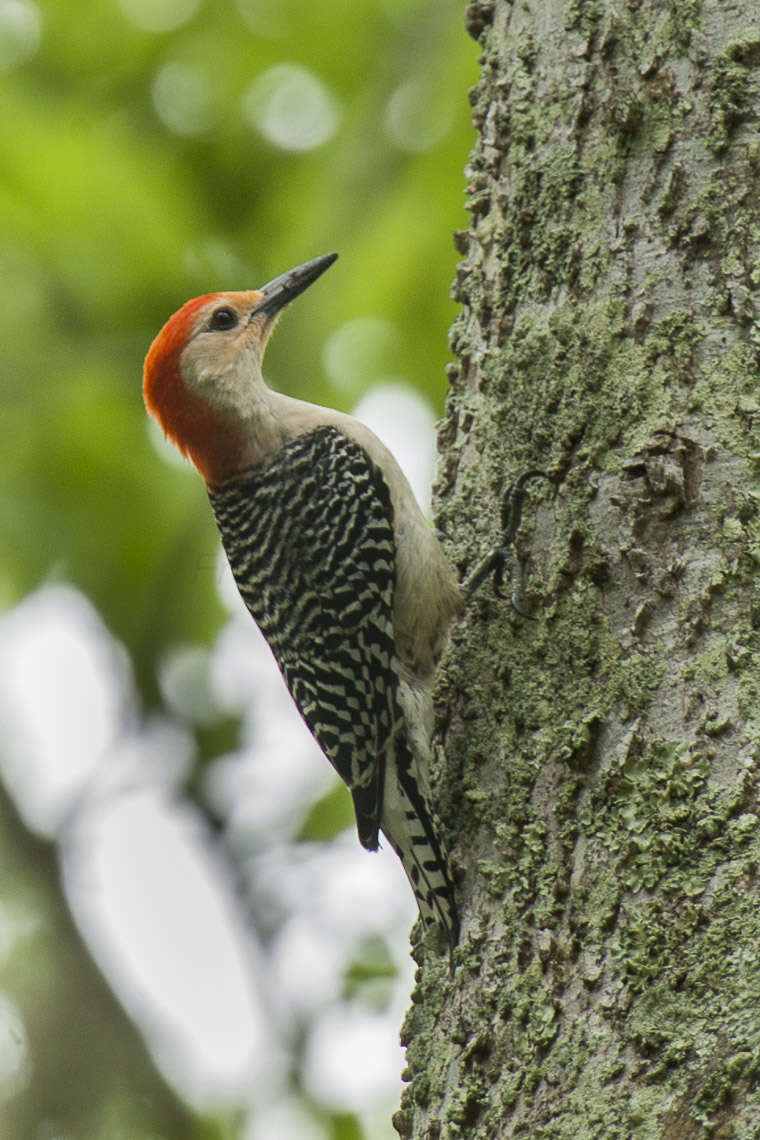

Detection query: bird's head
xmin=143 ymin=252 xmax=337 ymax=485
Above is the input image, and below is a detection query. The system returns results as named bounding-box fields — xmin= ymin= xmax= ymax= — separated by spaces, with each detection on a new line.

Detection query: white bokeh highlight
xmin=116 ymin=0 xmax=200 ymax=34
xmin=384 ymin=76 xmax=452 ymax=153
xmin=0 ymin=586 xmax=130 ymax=835
xmin=235 ymin=0 xmax=289 ymax=39
xmin=322 ymin=317 xmax=401 ymax=396
xmin=353 ymin=383 xmax=438 ymax=514
xmin=0 ymin=991 xmax=29 ymax=1103
xmin=0 ymin=0 xmax=40 ymax=70
xmin=65 ymin=789 xmax=273 ymax=1106
xmin=243 ymin=64 xmax=340 ymax=151
xmin=152 ymin=62 xmax=212 ymax=136
xmin=303 ymin=1003 xmax=404 ymax=1113
xmin=245 ymin=1100 xmax=328 ymax=1140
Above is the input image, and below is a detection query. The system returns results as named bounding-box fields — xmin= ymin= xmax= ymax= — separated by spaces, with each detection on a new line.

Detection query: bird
xmin=143 ymin=253 xmax=463 ymax=952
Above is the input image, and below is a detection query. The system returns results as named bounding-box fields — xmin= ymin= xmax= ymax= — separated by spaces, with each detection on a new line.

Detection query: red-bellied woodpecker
xmin=143 ymin=253 xmax=463 ymax=951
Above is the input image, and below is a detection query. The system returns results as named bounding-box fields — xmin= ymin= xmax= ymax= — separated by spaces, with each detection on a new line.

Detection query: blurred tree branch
xmin=0 ymin=779 xmax=215 ymax=1140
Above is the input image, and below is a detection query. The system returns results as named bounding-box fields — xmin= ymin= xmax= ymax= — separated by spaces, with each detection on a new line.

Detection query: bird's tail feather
xmin=381 ymin=738 xmax=459 ymax=955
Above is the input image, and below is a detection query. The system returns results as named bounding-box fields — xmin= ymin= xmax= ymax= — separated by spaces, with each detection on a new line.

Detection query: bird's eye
xmin=209 ymin=306 xmax=238 ymax=331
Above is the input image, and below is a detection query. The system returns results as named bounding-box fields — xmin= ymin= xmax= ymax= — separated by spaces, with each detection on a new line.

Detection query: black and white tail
xmin=381 ymin=734 xmax=459 ymax=953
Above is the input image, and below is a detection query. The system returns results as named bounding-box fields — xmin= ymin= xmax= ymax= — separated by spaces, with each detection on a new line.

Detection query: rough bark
xmin=396 ymin=2 xmax=760 ymax=1136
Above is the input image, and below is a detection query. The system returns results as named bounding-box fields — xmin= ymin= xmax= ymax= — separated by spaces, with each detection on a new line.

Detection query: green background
xmin=0 ymin=0 xmax=476 ymax=1135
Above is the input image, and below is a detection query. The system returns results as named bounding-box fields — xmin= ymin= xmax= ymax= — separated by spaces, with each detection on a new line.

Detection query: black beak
xmin=249 ymin=252 xmax=338 ymax=320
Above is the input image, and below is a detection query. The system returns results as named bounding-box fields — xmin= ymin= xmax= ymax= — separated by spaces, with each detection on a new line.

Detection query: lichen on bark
xmin=397 ymin=2 xmax=760 ymax=1136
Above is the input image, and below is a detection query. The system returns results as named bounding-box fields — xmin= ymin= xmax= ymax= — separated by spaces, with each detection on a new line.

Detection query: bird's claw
xmin=465 ymin=469 xmax=551 ymax=616
xmin=501 ymin=469 xmax=549 ymax=543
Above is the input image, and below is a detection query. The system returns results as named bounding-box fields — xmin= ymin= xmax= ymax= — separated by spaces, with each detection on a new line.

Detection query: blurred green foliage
xmin=0 ymin=0 xmax=476 ymax=1135
xmin=1 ymin=0 xmax=476 ymax=704
xmin=0 ymin=4 xmax=476 ymax=1135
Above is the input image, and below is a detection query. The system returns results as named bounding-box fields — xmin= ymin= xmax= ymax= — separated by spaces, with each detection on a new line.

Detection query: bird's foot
xmin=464 ymin=470 xmax=550 ymax=617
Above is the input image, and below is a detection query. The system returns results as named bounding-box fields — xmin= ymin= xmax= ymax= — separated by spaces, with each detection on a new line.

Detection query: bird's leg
xmin=463 ymin=470 xmax=550 ymax=616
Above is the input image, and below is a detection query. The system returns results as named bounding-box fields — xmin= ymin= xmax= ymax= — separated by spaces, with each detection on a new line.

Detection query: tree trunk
xmin=396 ymin=2 xmax=760 ymax=1136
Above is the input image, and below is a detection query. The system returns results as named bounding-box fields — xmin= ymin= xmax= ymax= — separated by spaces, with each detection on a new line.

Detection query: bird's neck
xmin=188 ymin=383 xmax=291 ymax=489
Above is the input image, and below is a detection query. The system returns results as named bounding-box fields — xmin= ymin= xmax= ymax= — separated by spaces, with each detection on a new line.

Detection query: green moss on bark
xmin=399 ymin=1 xmax=760 ymax=1136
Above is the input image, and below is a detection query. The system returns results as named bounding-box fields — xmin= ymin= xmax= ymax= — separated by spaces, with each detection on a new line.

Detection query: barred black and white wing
xmin=209 ymin=426 xmax=458 ymax=947
xmin=209 ymin=427 xmax=397 ymax=848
